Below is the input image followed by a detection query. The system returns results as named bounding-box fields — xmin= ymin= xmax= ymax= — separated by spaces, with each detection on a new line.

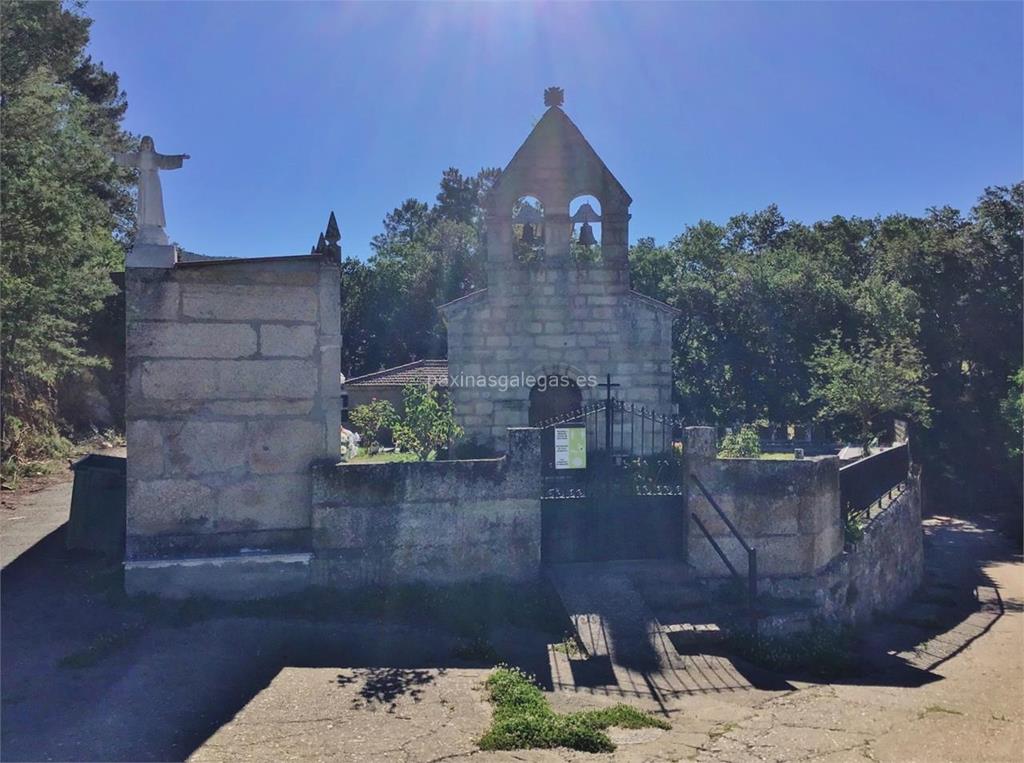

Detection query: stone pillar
xmin=124 ymin=254 xmax=342 ymax=599
xmin=600 ymin=210 xmax=631 ymax=291
xmin=544 ymin=212 xmax=572 ymax=262
xmin=506 ymin=427 xmax=542 ymax=481
xmin=684 ymin=426 xmax=718 ymax=459
xmin=486 ymin=210 xmax=513 ymax=295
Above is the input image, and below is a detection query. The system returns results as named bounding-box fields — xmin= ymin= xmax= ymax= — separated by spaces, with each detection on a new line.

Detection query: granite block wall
xmin=125 ymin=256 xmax=341 ymax=561
xmin=686 ymin=439 xmax=844 ymax=578
xmin=310 ymin=428 xmax=543 ymax=587
xmin=819 ymin=471 xmax=924 ymax=625
xmin=441 ymin=271 xmax=677 ymax=450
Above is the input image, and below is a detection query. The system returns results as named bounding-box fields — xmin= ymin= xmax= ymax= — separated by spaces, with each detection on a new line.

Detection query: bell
xmin=521 ymin=223 xmax=537 ymax=245
xmin=577 ymin=221 xmax=597 ymax=246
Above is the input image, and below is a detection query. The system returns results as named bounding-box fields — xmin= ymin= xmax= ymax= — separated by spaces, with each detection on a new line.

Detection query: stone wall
xmin=441 ymin=281 xmax=676 ymax=449
xmin=817 ymin=471 xmax=924 ymax=625
xmin=310 ymin=428 xmax=542 ymax=587
xmin=686 ymin=430 xmax=844 ymax=578
xmin=125 ymin=255 xmax=341 ymax=564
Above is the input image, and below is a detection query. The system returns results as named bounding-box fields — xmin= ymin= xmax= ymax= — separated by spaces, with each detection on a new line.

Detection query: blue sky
xmin=86 ymin=1 xmax=1023 ymax=260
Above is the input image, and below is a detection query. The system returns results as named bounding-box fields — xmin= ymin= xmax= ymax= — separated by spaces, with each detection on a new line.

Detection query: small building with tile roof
xmin=343 ymin=359 xmax=449 ymax=419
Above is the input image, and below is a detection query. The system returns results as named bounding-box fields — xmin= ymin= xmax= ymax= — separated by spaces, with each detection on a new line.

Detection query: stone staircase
xmin=548 ymin=560 xmax=818 ymax=670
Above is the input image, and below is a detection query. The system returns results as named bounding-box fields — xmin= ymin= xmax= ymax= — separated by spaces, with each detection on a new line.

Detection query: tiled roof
xmin=344 ymin=359 xmax=449 ymax=387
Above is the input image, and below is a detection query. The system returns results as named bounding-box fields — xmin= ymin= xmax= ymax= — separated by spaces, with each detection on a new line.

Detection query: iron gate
xmin=538 ymin=388 xmax=687 ymax=563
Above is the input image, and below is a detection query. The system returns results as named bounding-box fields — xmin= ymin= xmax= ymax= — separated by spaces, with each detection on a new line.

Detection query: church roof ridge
xmin=437 ymin=288 xmax=488 ymax=312
xmin=489 ymin=103 xmax=632 ymax=205
xmin=629 ymin=289 xmax=682 ymax=315
xmin=344 ymin=358 xmax=449 ymax=387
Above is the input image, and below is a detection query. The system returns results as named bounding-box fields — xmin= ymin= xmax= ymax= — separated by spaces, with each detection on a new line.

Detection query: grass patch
xmin=479 ymin=666 xmax=669 ymax=753
xmin=348 ymin=448 xmax=420 ymax=464
xmin=758 ymin=452 xmax=796 ymax=460
xmin=551 ymin=633 xmax=588 ymax=659
xmin=725 ymin=624 xmax=860 ymax=679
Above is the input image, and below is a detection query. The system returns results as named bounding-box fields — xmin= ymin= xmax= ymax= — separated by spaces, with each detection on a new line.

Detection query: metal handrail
xmin=691 ymin=513 xmax=740 ymax=578
xmin=690 ymin=473 xmax=758 ymax=609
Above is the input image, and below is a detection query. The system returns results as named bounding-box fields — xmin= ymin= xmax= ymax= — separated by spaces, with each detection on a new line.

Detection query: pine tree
xmin=1 ymin=1 xmax=134 ymax=464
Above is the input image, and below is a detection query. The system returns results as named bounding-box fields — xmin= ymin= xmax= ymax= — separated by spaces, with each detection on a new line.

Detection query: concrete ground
xmin=0 ymin=446 xmax=125 ymax=567
xmin=1 ymin=461 xmax=1021 ymax=762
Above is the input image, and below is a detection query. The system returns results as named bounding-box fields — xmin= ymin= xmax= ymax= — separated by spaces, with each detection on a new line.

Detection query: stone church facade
xmin=440 ymin=88 xmax=678 ymax=450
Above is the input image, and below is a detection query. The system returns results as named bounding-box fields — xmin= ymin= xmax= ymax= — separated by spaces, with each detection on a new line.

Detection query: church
xmin=438 ymin=87 xmax=678 ymax=450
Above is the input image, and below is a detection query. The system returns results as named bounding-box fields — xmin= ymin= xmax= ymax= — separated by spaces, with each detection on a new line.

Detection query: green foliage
xmin=393 ymin=384 xmax=462 ymax=460
xmin=809 ymin=335 xmax=932 ymax=441
xmin=1001 ymin=368 xmax=1023 ymax=458
xmin=719 ymin=425 xmax=763 ymax=458
xmin=569 ymin=237 xmax=601 ymax=265
xmin=479 ymin=666 xmax=669 ymax=752
xmin=340 ymin=167 xmax=499 ymax=375
xmin=349 ymin=448 xmax=417 ymax=464
xmin=348 ymin=398 xmax=397 ymax=448
xmin=843 ymin=511 xmax=866 ymax=545
xmin=511 ymin=197 xmax=545 ymax=265
xmin=641 ymin=187 xmax=1021 ymax=511
xmin=1 ymin=1 xmax=134 ymax=465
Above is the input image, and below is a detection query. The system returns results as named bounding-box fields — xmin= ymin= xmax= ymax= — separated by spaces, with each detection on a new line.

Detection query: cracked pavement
xmin=190 ymin=516 xmax=1022 ymax=762
xmin=2 ymin=468 xmax=1020 ymax=762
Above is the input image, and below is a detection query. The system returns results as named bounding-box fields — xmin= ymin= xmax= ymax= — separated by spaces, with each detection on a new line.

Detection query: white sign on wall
xmin=554 ymin=427 xmax=587 ymax=470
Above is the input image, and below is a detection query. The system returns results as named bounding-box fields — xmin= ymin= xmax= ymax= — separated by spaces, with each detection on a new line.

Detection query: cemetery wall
xmin=686 ymin=449 xmax=844 ymax=578
xmin=124 ymin=255 xmax=341 ymax=573
xmin=310 ymin=428 xmax=542 ymax=587
xmin=817 ymin=470 xmax=924 ymax=625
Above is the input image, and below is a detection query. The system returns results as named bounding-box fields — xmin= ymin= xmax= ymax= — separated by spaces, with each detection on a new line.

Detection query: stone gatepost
xmin=124 ymin=248 xmax=342 ymax=599
xmin=684 ymin=426 xmax=718 ymax=461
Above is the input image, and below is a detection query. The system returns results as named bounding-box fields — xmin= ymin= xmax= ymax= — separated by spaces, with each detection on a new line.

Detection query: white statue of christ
xmin=115 ymin=136 xmax=190 ymax=245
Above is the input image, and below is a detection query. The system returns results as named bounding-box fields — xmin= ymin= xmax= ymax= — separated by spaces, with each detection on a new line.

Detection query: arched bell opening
xmin=512 ymin=196 xmax=545 ymax=264
xmin=569 ymin=195 xmax=602 ymax=264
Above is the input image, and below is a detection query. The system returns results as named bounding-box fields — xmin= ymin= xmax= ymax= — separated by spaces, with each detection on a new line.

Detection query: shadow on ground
xmin=2 ymin=511 xmax=1019 ymax=761
xmin=545 ymin=512 xmax=1021 ymax=706
xmin=0 ymin=527 xmax=557 ymax=762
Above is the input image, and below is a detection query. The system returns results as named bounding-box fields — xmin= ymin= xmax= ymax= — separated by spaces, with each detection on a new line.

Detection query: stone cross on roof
xmin=543 ymin=86 xmax=564 ymax=108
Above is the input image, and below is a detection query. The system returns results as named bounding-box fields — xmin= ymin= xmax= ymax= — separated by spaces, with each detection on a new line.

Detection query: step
xmin=548 ymin=563 xmax=663 ymax=669
xmin=549 ymin=562 xmax=823 ymax=679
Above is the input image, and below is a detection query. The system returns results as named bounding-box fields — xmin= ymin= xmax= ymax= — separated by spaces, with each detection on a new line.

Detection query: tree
xmin=339 ymin=167 xmax=497 ymax=377
xmin=349 ymin=177 xmax=1020 ymax=515
xmin=348 ymin=398 xmax=397 ymax=449
xmin=1001 ymin=368 xmax=1023 ymax=459
xmin=628 ymin=237 xmax=674 ymax=299
xmin=1 ymin=1 xmax=134 ymax=465
xmin=809 ymin=336 xmax=931 ymax=443
xmin=718 ymin=425 xmax=762 ymax=458
xmin=393 ymin=385 xmax=462 ymax=460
